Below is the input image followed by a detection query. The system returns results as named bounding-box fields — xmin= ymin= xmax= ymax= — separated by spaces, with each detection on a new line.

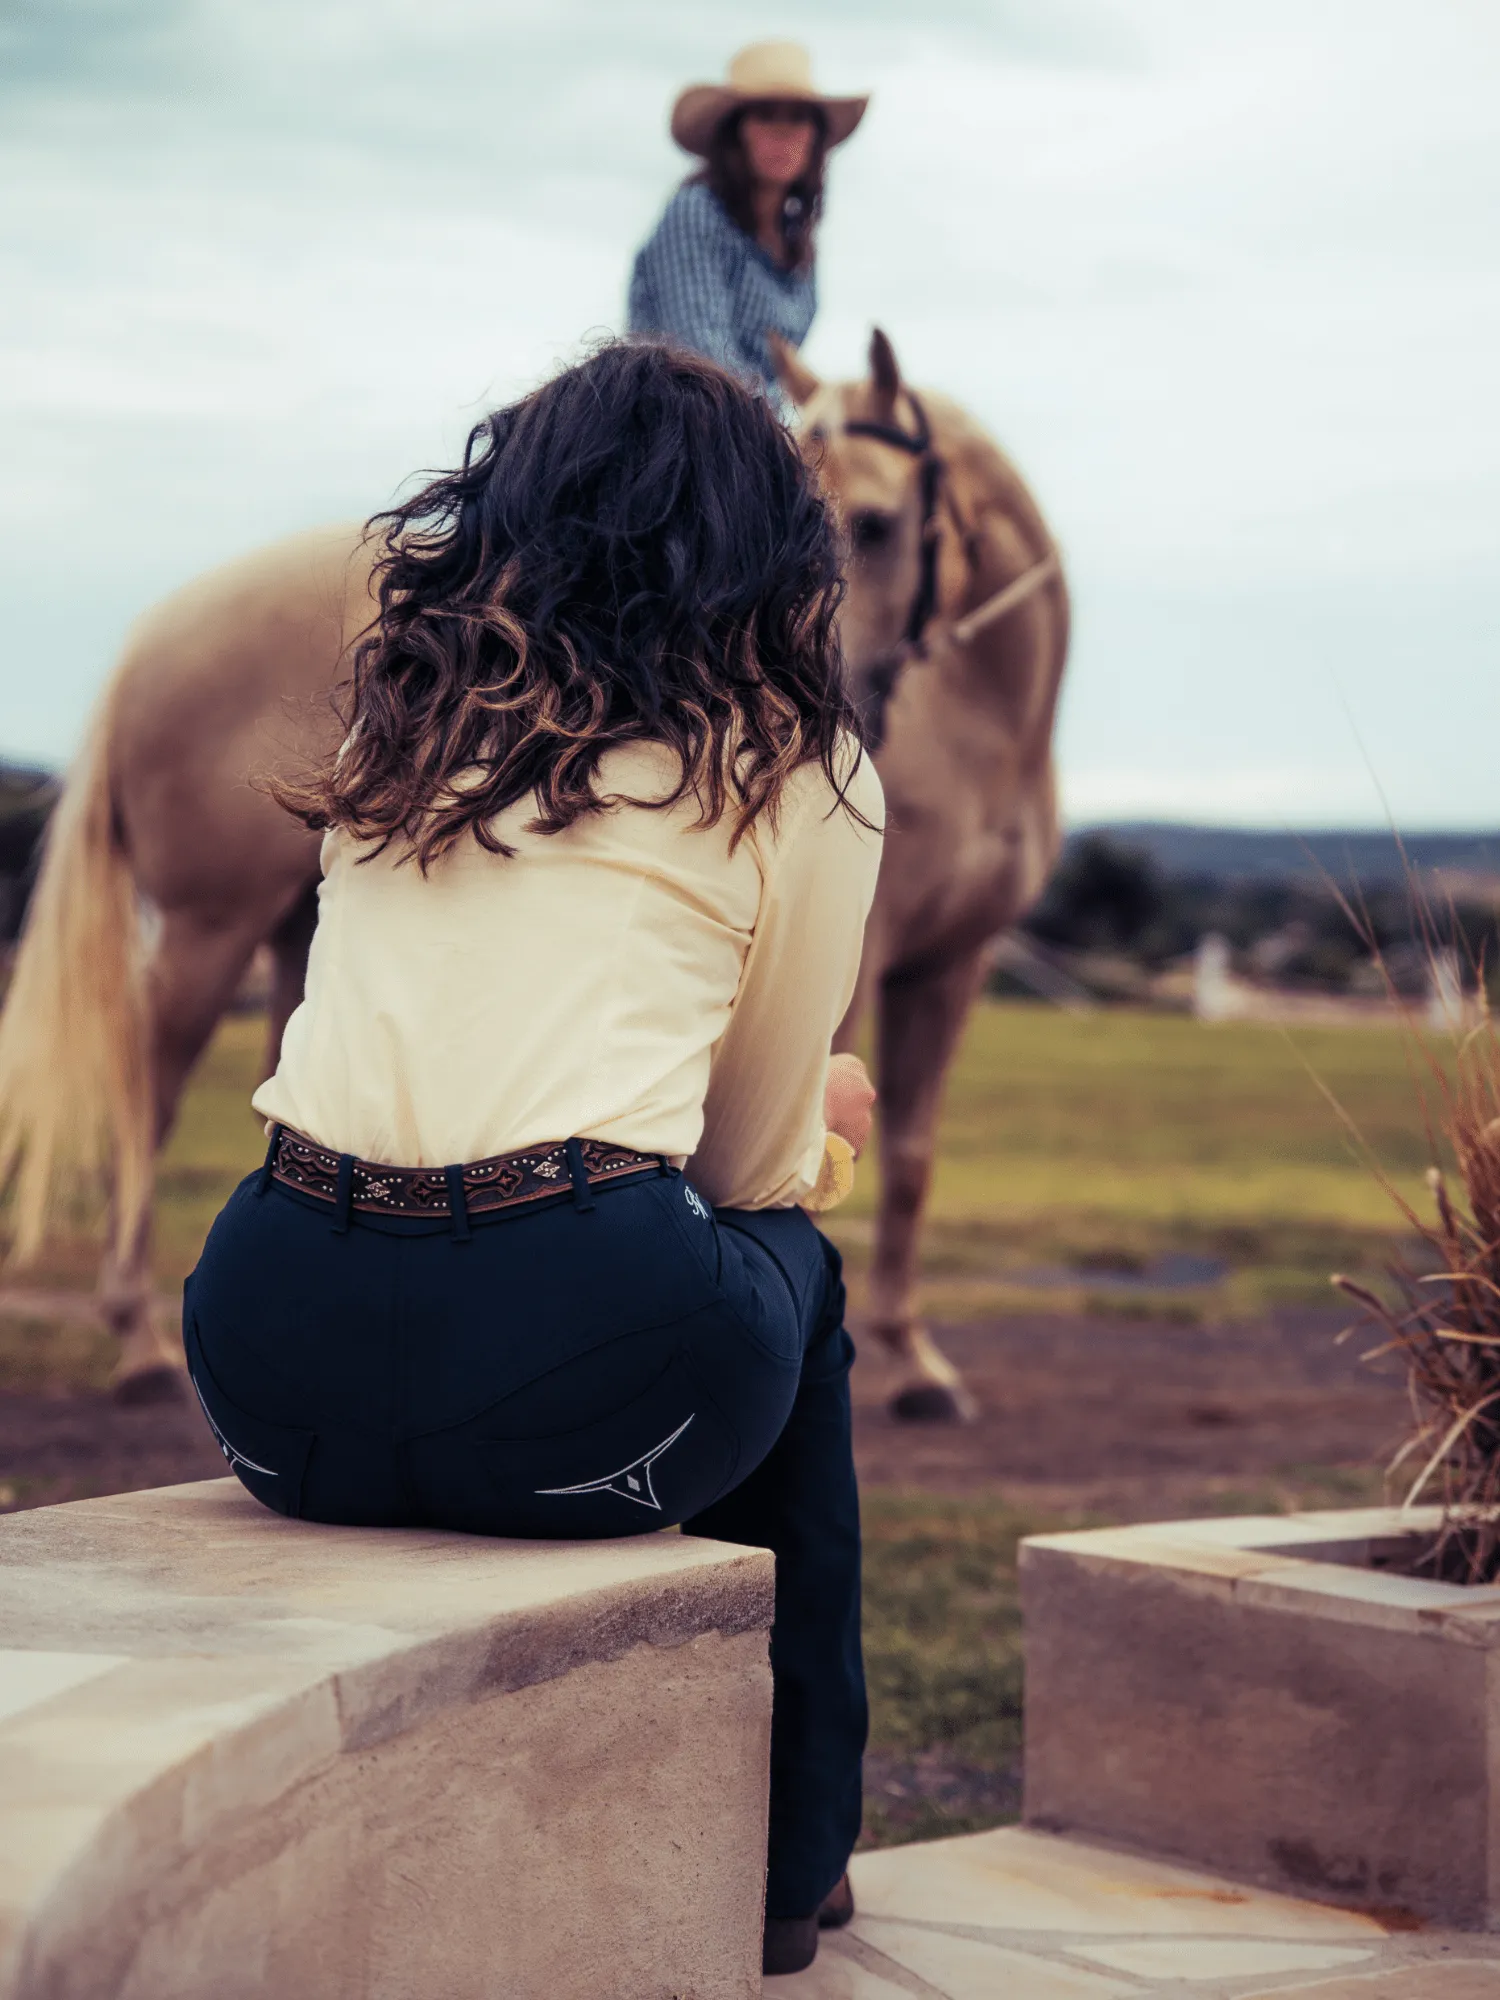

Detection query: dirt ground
xmin=0 ymin=1303 xmax=1404 ymax=1521
xmin=851 ymin=1305 xmax=1405 ymax=1516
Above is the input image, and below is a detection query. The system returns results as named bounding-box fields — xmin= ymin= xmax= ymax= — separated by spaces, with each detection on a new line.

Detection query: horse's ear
xmin=869 ymin=327 xmax=901 ymax=415
xmin=768 ymin=332 xmax=820 ymax=406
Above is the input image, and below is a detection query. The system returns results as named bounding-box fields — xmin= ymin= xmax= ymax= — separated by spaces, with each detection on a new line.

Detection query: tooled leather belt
xmin=269 ymin=1126 xmax=661 ymax=1219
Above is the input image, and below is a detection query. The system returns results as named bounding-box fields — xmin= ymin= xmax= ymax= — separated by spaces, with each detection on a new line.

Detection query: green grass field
xmin=859 ymin=1490 xmax=1035 ymax=1845
xmin=0 ymin=997 xmax=1447 ymax=1845
xmin=823 ymin=998 xmax=1445 ymax=1321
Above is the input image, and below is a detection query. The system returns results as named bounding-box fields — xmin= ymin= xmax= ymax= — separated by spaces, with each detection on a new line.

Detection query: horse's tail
xmin=0 ymin=688 xmax=151 ymax=1264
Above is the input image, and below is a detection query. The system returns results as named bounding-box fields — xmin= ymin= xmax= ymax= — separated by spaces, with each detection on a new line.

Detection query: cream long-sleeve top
xmin=251 ymin=739 xmax=885 ymax=1210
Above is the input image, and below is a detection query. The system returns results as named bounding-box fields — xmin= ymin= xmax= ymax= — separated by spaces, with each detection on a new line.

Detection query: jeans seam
xmin=712 ymin=1217 xmax=819 ymax=1361
xmin=390 ymin=1234 xmax=425 ymax=1520
xmin=678 ymin=1343 xmax=744 ymax=1498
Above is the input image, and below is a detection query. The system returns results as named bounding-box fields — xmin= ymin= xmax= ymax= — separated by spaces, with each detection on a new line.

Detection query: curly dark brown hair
xmin=281 ymin=341 xmax=866 ymax=868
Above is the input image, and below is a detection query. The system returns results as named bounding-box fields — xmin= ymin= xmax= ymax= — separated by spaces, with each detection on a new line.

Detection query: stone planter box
xmin=1020 ymin=1507 xmax=1500 ymax=1931
xmin=0 ymin=1480 xmax=774 ymax=2000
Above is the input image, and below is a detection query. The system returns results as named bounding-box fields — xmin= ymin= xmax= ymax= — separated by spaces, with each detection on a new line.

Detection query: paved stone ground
xmin=770 ymin=1827 xmax=1500 ymax=1998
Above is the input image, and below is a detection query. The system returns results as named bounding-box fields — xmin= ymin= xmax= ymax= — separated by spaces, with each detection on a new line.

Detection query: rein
xmin=841 ymin=392 xmax=1057 ymax=748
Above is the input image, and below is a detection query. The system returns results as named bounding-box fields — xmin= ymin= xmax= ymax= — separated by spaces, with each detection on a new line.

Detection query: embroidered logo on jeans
xmin=535 ymin=1414 xmax=695 ymax=1511
xmin=683 ymin=1184 xmax=710 ymax=1221
xmin=189 ymin=1375 xmax=279 ymax=1479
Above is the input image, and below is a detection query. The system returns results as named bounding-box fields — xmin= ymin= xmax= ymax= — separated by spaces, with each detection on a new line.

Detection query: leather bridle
xmin=839 ymin=391 xmax=1059 ymax=751
xmin=841 ymin=393 xmax=943 ymax=749
xmin=843 ymin=393 xmax=944 ymax=654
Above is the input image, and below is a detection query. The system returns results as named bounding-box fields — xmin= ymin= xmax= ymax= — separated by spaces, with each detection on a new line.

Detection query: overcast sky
xmin=1 ymin=0 xmax=1495 ymax=826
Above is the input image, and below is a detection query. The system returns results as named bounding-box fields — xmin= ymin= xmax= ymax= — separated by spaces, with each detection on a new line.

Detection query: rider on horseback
xmin=628 ymin=42 xmax=867 ymax=402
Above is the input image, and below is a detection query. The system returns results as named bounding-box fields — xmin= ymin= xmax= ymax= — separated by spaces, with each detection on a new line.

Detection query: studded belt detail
xmin=270 ymin=1127 xmax=660 ymax=1219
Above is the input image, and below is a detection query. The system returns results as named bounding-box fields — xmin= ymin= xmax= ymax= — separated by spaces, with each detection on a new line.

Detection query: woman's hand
xmin=824 ymin=1053 xmax=876 ymax=1159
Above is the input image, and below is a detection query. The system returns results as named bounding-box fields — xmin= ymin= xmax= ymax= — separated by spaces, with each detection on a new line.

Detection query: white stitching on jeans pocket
xmin=533 ymin=1413 xmax=695 ymax=1511
xmin=190 ymin=1373 xmax=279 ymax=1479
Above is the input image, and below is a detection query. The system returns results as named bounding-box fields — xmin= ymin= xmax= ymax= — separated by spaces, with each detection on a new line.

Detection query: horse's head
xmin=773 ymin=328 xmax=937 ymax=739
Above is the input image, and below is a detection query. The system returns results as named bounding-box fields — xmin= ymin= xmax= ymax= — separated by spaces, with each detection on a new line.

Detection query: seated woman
xmin=628 ymin=40 xmax=868 ymax=399
xmin=184 ymin=340 xmax=884 ymax=1979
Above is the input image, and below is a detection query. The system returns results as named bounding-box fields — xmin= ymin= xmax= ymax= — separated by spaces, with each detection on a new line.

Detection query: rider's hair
xmin=276 ymin=340 xmax=866 ymax=868
xmin=694 ymin=104 xmax=827 ymax=272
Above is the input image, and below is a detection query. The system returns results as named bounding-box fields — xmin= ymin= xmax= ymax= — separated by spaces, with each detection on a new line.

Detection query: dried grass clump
xmin=1333 ymin=987 xmax=1500 ymax=1583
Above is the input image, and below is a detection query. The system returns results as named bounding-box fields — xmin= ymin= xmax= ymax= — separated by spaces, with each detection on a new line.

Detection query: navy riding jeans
xmin=183 ymin=1151 xmax=867 ymax=1920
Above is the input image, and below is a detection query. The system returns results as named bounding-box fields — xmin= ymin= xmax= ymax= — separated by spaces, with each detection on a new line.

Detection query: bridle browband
xmin=839 ymin=389 xmax=1058 ymax=751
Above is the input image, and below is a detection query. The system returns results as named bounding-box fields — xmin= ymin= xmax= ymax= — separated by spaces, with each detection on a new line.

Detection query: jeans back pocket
xmin=467 ymin=1348 xmax=738 ymax=1539
xmin=184 ymin=1318 xmax=316 ymax=1520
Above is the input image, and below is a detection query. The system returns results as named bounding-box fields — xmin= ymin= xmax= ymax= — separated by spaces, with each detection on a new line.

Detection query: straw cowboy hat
xmin=670 ymin=41 xmax=869 ymax=158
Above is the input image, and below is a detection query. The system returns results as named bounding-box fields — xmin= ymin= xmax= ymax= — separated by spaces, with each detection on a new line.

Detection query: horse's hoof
xmin=890 ymin=1382 xmax=974 ymax=1424
xmin=110 ymin=1363 xmax=188 ymax=1409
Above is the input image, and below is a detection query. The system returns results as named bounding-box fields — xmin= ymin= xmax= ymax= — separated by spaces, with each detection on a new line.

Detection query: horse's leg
xmin=102 ymin=908 xmax=265 ymax=1402
xmin=263 ymin=882 xmax=319 ymax=1081
xmin=870 ymin=948 xmax=988 ymax=1423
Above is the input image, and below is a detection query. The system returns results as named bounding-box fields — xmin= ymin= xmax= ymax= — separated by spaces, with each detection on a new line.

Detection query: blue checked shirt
xmin=628 ymin=182 xmax=816 ymax=399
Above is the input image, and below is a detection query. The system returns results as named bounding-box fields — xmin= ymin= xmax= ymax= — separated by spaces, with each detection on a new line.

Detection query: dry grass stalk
xmin=1329 ymin=903 xmax=1500 ymax=1581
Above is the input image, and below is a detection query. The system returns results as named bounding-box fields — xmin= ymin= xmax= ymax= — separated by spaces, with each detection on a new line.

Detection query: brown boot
xmin=762 ymin=1916 xmax=819 ymax=1977
xmin=817 ymin=1872 xmax=855 ymax=1929
xmin=763 ymin=1872 xmax=856 ymax=1974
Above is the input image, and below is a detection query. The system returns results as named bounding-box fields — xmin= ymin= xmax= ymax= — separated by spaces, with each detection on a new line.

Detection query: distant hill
xmin=4 ymin=755 xmax=1498 ymax=905
xmin=1078 ymin=823 xmax=1500 ymax=885
xmin=0 ymin=761 xmax=54 ymax=801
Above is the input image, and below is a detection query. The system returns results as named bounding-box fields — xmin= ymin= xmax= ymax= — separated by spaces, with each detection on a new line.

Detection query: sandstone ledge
xmin=0 ymin=1479 xmax=775 ymax=1999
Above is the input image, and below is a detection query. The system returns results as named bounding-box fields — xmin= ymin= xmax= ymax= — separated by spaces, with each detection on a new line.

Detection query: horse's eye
xmin=850 ymin=509 xmax=895 ymax=552
xmin=809 ymin=424 xmax=827 ymax=445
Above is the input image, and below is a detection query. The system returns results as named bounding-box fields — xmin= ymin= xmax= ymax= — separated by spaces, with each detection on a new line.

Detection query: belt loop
xmin=332 ymin=1153 xmax=355 ymax=1236
xmin=255 ymin=1123 xmax=282 ymax=1197
xmin=444 ymin=1164 xmax=472 ymax=1242
xmin=564 ymin=1138 xmax=596 ymax=1214
xmin=657 ymin=1154 xmax=677 ymax=1178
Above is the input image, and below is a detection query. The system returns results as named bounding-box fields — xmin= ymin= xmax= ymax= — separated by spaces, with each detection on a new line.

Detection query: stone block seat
xmin=0 ymin=1479 xmax=775 ymax=2000
xmin=1021 ymin=1508 xmax=1500 ymax=1932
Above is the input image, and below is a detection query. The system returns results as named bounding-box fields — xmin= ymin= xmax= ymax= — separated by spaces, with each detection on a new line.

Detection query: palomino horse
xmin=0 ymin=529 xmax=371 ymax=1397
xmin=0 ymin=333 xmax=1066 ymax=1416
xmin=779 ymin=331 xmax=1069 ymax=1419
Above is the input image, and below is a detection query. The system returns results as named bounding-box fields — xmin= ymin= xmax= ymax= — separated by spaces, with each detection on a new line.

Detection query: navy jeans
xmin=184 ymin=1154 xmax=866 ymax=1919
